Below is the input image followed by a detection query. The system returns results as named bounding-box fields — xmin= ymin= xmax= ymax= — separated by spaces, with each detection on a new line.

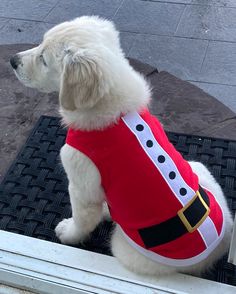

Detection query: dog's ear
xmin=59 ymin=49 xmax=104 ymax=111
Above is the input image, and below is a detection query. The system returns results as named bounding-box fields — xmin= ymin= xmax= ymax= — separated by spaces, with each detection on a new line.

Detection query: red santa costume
xmin=66 ymin=108 xmax=225 ymax=267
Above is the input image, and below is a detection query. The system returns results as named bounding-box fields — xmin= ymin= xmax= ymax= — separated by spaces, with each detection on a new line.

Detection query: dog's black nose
xmin=10 ymin=55 xmax=20 ymax=70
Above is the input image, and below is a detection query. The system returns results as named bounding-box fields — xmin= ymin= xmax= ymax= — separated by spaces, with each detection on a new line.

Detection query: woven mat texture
xmin=0 ymin=116 xmax=235 ymax=285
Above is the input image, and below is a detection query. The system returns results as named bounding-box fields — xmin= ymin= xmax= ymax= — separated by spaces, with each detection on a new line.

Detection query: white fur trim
xmin=197 ymin=216 xmax=220 ymax=248
xmin=122 ymin=111 xmax=196 ymax=206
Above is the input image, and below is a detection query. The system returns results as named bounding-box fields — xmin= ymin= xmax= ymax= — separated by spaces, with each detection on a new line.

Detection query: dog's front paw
xmin=55 ymin=218 xmax=86 ymax=245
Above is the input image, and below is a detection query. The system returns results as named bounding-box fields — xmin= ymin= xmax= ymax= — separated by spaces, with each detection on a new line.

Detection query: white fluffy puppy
xmin=11 ymin=16 xmax=233 ymax=277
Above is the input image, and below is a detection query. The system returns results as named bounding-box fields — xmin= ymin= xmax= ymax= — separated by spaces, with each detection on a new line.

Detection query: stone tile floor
xmin=0 ymin=0 xmax=235 ymax=113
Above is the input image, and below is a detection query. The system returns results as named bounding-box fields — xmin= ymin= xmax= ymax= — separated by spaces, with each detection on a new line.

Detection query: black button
xmin=158 ymin=155 xmax=165 ymax=163
xmin=169 ymin=171 xmax=176 ymax=179
xmin=146 ymin=140 xmax=153 ymax=147
xmin=136 ymin=124 xmax=144 ymax=131
xmin=180 ymin=188 xmax=187 ymax=196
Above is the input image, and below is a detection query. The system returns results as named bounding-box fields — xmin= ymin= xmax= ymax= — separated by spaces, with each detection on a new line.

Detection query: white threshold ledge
xmin=0 ymin=230 xmax=235 ymax=294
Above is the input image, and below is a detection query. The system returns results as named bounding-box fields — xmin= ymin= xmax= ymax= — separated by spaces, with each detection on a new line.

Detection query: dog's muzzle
xmin=10 ymin=54 xmax=21 ymax=70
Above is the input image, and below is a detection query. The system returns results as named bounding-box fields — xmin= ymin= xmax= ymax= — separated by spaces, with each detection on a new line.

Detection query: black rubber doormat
xmin=0 ymin=115 xmax=235 ymax=286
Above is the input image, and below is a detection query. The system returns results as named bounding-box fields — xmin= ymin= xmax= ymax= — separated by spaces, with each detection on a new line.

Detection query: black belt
xmin=139 ymin=186 xmax=210 ymax=248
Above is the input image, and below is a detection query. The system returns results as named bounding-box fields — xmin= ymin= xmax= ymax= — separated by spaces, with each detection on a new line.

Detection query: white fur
xmin=12 ymin=16 xmax=233 ymax=277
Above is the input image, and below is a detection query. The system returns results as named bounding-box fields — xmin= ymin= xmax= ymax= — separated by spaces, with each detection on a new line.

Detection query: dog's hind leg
xmin=189 ymin=161 xmax=233 ymax=228
xmin=111 ymin=225 xmax=176 ymax=276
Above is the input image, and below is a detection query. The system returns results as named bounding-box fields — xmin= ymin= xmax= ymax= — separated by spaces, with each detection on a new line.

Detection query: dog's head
xmin=10 ymin=16 xmax=124 ymax=111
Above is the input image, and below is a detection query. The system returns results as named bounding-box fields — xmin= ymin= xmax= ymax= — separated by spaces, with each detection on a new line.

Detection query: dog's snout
xmin=10 ymin=55 xmax=20 ymax=70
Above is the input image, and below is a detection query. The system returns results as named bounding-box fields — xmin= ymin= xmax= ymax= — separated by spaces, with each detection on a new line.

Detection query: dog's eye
xmin=39 ymin=54 xmax=47 ymax=66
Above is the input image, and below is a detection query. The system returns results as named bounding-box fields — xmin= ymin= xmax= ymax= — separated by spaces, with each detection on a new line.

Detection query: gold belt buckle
xmin=177 ymin=191 xmax=210 ymax=233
